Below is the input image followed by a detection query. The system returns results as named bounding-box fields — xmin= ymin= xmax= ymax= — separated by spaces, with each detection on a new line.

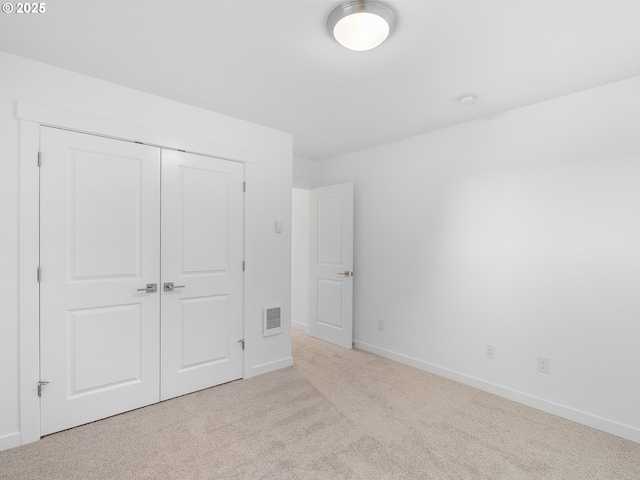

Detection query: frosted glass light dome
xmin=327 ymin=0 xmax=397 ymax=52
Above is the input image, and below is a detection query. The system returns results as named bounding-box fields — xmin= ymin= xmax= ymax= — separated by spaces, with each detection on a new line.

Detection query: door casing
xmin=17 ymin=101 xmax=256 ymax=447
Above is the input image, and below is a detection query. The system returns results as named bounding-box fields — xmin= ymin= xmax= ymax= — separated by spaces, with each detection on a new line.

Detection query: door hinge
xmin=37 ymin=381 xmax=49 ymax=397
xmin=243 ymin=182 xmax=246 ymax=193
xmin=37 ymin=267 xmax=41 ymax=282
xmin=242 ymin=261 xmax=245 ymax=272
xmin=37 ymin=152 xmax=42 ymax=167
xmin=239 ymin=339 xmax=245 ymax=350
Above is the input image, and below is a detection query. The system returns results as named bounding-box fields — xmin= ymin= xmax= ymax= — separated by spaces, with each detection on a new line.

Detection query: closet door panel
xmin=40 ymin=127 xmax=161 ymax=435
xmin=160 ymin=150 xmax=244 ymax=401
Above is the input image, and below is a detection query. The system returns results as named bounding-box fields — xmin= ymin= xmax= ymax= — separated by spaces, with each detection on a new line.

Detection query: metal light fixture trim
xmin=327 ymin=0 xmax=398 ymax=51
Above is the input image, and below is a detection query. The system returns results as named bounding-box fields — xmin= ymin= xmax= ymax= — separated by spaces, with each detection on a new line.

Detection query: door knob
xmin=136 ymin=283 xmax=157 ymax=293
xmin=164 ymin=282 xmax=186 ymax=292
xmin=337 ymin=271 xmax=353 ymax=277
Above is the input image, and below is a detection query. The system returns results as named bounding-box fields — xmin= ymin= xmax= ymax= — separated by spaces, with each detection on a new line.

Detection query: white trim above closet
xmin=17 ymin=100 xmax=256 ymax=164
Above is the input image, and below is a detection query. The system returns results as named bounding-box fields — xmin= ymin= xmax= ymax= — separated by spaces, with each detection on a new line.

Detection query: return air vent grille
xmin=263 ymin=304 xmax=283 ymax=336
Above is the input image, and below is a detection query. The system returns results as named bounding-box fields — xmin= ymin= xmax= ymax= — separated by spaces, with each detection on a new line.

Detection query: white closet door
xmin=40 ymin=127 xmax=161 ymax=436
xmin=160 ymin=150 xmax=244 ymax=401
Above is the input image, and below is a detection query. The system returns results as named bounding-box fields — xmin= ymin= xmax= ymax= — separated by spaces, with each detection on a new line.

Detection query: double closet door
xmin=39 ymin=127 xmax=244 ymax=436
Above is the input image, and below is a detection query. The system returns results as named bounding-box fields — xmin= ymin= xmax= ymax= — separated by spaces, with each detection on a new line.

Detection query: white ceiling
xmin=1 ymin=0 xmax=640 ymax=160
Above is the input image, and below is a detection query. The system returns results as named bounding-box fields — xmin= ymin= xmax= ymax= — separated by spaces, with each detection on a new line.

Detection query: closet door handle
xmin=164 ymin=282 xmax=185 ymax=292
xmin=137 ymin=283 xmax=158 ymax=293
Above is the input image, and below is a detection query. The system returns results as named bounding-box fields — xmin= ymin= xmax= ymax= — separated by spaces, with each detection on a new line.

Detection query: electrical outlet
xmin=485 ymin=344 xmax=495 ymax=359
xmin=538 ymin=356 xmax=550 ymax=374
xmin=377 ymin=319 xmax=384 ymax=331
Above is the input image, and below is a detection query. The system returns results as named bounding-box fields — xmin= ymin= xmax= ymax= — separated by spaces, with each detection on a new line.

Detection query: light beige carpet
xmin=1 ymin=328 xmax=639 ymax=479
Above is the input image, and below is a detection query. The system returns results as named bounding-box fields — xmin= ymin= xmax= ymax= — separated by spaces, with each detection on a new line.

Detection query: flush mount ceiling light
xmin=327 ymin=0 xmax=397 ymax=52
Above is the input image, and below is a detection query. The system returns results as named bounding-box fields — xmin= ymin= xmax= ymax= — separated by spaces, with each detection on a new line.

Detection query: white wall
xmin=318 ymin=76 xmax=640 ymax=443
xmin=0 ymin=51 xmax=292 ymax=450
xmin=293 ymin=156 xmax=320 ymax=189
xmin=291 ymin=189 xmax=310 ymax=330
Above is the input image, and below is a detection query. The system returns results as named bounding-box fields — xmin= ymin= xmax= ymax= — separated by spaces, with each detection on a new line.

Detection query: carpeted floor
xmin=1 ymin=327 xmax=639 ymax=479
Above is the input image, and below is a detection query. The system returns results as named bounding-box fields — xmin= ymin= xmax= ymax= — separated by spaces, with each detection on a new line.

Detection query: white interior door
xmin=309 ymin=183 xmax=354 ymax=349
xmin=40 ymin=127 xmax=161 ymax=435
xmin=160 ymin=150 xmax=244 ymax=401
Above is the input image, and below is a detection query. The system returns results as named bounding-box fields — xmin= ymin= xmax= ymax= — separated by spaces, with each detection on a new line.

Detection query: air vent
xmin=263 ymin=304 xmax=283 ymax=336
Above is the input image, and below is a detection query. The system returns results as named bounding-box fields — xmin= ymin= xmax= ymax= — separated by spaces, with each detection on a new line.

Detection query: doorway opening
xmin=291 ymin=188 xmax=310 ymax=331
xmin=290 ymin=184 xmax=354 ymax=349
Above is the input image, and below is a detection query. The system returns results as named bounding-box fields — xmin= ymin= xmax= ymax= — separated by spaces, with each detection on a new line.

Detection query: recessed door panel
xmin=70 ymin=304 xmax=142 ymax=395
xmin=161 ymin=150 xmax=243 ymax=401
xmin=180 ymin=167 xmax=230 ymax=274
xmin=317 ymin=195 xmax=344 ymax=266
xmin=180 ymin=295 xmax=229 ymax=370
xmin=317 ymin=279 xmax=344 ymax=329
xmin=70 ymin=152 xmax=142 ymax=280
xmin=40 ymin=127 xmax=161 ymax=436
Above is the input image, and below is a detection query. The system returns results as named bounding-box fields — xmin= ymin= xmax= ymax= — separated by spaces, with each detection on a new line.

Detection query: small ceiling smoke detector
xmin=327 ymin=0 xmax=397 ymax=51
xmin=458 ymin=94 xmax=479 ymax=106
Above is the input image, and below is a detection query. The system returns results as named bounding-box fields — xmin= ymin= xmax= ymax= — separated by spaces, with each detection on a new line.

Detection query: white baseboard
xmin=354 ymin=339 xmax=640 ymax=444
xmin=0 ymin=432 xmax=21 ymax=452
xmin=248 ymin=356 xmax=293 ymax=378
xmin=291 ymin=321 xmax=307 ymax=331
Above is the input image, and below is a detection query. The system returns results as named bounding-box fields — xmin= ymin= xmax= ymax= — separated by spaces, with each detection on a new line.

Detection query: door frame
xmin=17 ymin=100 xmax=255 ymax=446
